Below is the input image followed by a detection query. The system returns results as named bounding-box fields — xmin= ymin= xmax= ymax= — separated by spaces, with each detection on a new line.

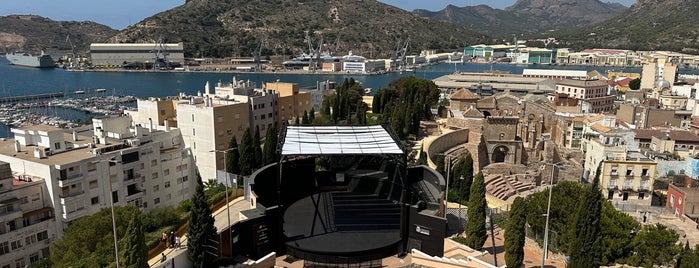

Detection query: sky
xmin=1 ymin=0 xmax=637 ymax=30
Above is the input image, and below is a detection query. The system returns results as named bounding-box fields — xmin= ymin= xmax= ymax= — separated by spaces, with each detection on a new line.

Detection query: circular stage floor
xmin=283 ymin=192 xmax=402 ymax=259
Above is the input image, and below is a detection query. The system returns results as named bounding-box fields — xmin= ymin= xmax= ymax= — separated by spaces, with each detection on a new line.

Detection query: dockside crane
xmin=152 ymin=37 xmax=170 ymax=70
xmin=65 ymin=35 xmax=78 ymax=68
xmin=252 ymin=39 xmax=264 ymax=71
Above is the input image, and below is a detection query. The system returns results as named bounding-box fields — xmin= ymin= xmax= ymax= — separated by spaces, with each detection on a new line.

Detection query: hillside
xmin=414 ymin=0 xmax=627 ymax=36
xmin=0 ymin=15 xmax=117 ymax=54
xmin=552 ymin=0 xmax=699 ymax=53
xmin=109 ymin=0 xmax=488 ymax=58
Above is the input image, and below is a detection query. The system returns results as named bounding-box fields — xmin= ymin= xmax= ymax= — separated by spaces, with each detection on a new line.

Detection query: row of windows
xmin=0 ymin=231 xmax=48 ymax=256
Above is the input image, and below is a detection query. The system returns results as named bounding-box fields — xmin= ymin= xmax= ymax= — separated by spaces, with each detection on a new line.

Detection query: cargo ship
xmin=6 ymin=51 xmax=56 ymax=68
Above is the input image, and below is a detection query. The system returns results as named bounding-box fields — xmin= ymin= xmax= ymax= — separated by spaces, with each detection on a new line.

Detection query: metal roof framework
xmin=278 ymin=125 xmax=405 ymax=156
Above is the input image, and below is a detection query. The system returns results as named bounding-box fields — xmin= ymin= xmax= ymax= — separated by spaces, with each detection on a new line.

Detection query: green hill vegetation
xmin=0 ymin=15 xmax=117 ymax=54
xmin=110 ymin=0 xmax=488 ymax=58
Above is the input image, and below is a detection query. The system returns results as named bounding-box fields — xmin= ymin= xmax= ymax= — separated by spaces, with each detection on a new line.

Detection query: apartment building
xmin=0 ymin=162 xmax=54 ymax=268
xmin=555 ymin=79 xmax=614 ymax=113
xmin=0 ymin=118 xmax=196 ymax=237
xmin=640 ymin=58 xmax=678 ymax=90
xmin=263 ymin=81 xmax=312 ymax=126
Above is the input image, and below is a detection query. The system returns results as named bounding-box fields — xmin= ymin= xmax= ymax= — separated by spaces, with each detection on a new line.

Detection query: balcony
xmin=638 ymin=185 xmax=650 ymax=192
xmin=57 ymin=173 xmax=83 ymax=188
xmin=59 ymin=190 xmax=84 ymax=200
xmin=641 ymin=175 xmax=650 ymax=180
xmin=607 ymin=185 xmax=618 ymax=190
xmin=624 ymin=174 xmax=634 ymax=179
xmin=622 ymin=185 xmax=634 ymax=191
xmin=610 ymin=172 xmax=619 ymax=178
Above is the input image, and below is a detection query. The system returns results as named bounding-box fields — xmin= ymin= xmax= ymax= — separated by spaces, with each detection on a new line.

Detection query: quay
xmin=0 ymin=93 xmax=65 ymax=103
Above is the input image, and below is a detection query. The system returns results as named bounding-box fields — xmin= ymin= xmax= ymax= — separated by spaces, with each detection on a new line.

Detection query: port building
xmin=89 ymin=42 xmax=185 ymax=67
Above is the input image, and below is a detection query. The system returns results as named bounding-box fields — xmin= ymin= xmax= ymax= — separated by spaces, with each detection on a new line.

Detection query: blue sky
xmin=1 ymin=0 xmax=637 ymax=30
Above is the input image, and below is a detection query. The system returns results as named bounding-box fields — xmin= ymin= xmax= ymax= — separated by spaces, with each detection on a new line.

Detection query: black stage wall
xmin=407 ymin=206 xmax=447 ymax=257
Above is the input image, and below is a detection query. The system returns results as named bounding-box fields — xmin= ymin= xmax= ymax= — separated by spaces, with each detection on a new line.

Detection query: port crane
xmin=152 ymin=37 xmax=170 ymax=70
xmin=65 ymin=35 xmax=78 ymax=68
xmin=252 ymin=39 xmax=264 ymax=71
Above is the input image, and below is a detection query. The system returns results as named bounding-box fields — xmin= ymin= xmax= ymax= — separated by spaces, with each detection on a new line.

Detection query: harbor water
xmin=2 ymin=56 xmax=699 ymax=138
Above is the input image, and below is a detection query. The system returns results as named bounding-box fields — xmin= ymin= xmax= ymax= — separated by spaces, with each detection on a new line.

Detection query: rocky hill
xmin=553 ymin=0 xmax=699 ymax=53
xmin=109 ymin=0 xmax=488 ymax=58
xmin=414 ymin=0 xmax=627 ymax=36
xmin=0 ymin=15 xmax=117 ymax=54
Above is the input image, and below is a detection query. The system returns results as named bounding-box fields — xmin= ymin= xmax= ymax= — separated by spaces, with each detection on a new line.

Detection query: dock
xmin=0 ymin=93 xmax=65 ymax=103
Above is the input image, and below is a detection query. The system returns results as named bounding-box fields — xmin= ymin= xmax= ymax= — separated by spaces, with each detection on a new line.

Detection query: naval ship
xmin=6 ymin=51 xmax=56 ymax=68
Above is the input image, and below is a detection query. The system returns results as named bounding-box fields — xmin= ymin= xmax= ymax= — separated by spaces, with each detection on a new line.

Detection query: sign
xmin=415 ymin=225 xmax=430 ymax=236
xmin=252 ymin=223 xmax=269 ymax=246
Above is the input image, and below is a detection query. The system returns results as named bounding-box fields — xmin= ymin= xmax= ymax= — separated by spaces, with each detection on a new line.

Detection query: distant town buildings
xmin=89 ymin=42 xmax=185 ymax=67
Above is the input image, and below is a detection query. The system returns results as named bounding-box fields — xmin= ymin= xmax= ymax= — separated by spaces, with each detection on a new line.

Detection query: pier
xmin=0 ymin=93 xmax=65 ymax=103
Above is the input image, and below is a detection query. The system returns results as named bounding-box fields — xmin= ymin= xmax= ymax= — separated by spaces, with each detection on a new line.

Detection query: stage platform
xmin=283 ymin=192 xmax=402 ymax=262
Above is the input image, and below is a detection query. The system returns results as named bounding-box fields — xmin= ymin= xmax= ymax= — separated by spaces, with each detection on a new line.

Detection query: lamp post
xmin=542 ymin=162 xmax=563 ymax=267
xmin=210 ymin=147 xmax=237 ymax=258
xmin=92 ymin=158 xmax=121 ymax=268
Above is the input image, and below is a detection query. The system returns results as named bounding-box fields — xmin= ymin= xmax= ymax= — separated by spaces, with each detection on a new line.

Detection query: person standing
xmin=161 ymin=252 xmax=166 ymax=263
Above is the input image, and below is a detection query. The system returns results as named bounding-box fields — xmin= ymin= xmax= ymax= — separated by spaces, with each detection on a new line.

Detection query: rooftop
xmin=557 ymin=79 xmax=609 ymax=88
xmin=634 ymin=129 xmax=699 ymax=142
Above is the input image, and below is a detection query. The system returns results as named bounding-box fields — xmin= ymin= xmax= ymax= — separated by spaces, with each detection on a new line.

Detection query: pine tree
xmin=302 ymin=110 xmax=310 ymax=125
xmin=568 ymin=163 xmax=603 ymax=268
xmin=120 ymin=211 xmax=148 ymax=268
xmin=505 ymin=197 xmax=526 ymax=268
xmin=677 ymin=242 xmax=699 ymax=268
xmin=253 ymin=126 xmax=262 ymax=169
xmin=226 ymin=136 xmax=240 ymax=175
xmin=263 ymin=123 xmax=278 ymax=165
xmin=465 ymin=171 xmax=487 ymax=250
xmin=239 ymin=128 xmax=253 ymax=176
xmin=187 ymin=174 xmax=217 ymax=267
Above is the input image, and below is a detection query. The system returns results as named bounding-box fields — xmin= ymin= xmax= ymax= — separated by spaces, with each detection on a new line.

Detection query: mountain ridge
xmin=109 ymin=0 xmax=488 ymax=58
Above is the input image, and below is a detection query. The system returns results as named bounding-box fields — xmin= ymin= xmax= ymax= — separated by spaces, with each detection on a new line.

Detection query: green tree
xmin=627 ymin=224 xmax=680 ymax=267
xmin=226 ymin=136 xmax=240 ymax=175
xmin=120 ymin=211 xmax=148 ymax=268
xmin=505 ymin=197 xmax=526 ymax=268
xmin=599 ymin=201 xmax=640 ymax=265
xmin=568 ymin=164 xmax=603 ymax=268
xmin=50 ymin=206 xmax=141 ymax=268
xmin=239 ymin=128 xmax=253 ymax=176
xmin=676 ymin=242 xmax=699 ymax=268
xmin=465 ymin=171 xmax=487 ymax=250
xmin=187 ymin=174 xmax=218 ymax=267
xmin=253 ymin=126 xmax=263 ymax=169
xmin=435 ymin=154 xmax=445 ymax=178
xmin=309 ymin=107 xmax=316 ymax=123
xmin=629 ymin=78 xmax=641 ymax=90
xmin=455 ymin=153 xmax=474 ymax=202
xmin=263 ymin=123 xmax=278 ymax=165
xmin=302 ymin=110 xmax=310 ymax=124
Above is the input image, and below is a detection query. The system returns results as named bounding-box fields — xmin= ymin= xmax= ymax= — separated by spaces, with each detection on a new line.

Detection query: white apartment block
xmin=555 ymin=79 xmax=615 ymax=113
xmin=0 ymin=116 xmax=196 ymax=238
xmin=0 ymin=162 xmax=54 ymax=268
xmin=640 ymin=58 xmax=678 ymax=90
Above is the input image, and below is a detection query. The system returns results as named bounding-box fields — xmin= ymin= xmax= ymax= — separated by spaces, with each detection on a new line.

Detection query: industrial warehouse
xmin=89 ymin=42 xmax=184 ymax=69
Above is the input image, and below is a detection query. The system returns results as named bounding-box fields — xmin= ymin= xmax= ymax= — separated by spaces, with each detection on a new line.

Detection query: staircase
xmin=331 ymin=192 xmax=401 ymax=232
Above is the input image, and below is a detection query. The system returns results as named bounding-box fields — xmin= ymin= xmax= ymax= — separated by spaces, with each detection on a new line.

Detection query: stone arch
xmin=492 ymin=145 xmax=509 ymax=163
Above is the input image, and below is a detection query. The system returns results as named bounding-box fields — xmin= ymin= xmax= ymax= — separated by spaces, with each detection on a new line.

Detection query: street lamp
xmin=542 ymin=162 xmax=564 ymax=267
xmin=210 ymin=147 xmax=237 ymax=257
xmin=91 ymin=157 xmax=121 ymax=268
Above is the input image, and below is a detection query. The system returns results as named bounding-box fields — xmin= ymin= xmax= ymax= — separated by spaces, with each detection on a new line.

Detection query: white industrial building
xmin=89 ymin=42 xmax=185 ymax=67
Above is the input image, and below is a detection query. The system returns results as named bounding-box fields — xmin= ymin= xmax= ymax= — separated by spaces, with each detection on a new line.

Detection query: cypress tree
xmin=465 ymin=171 xmax=487 ymax=250
xmin=226 ymin=136 xmax=240 ymax=175
xmin=568 ymin=163 xmax=603 ymax=268
xmin=239 ymin=128 xmax=253 ymax=176
xmin=263 ymin=123 xmax=278 ymax=165
xmin=309 ymin=107 xmax=316 ymax=123
xmin=120 ymin=211 xmax=148 ymax=268
xmin=253 ymin=126 xmax=262 ymax=169
xmin=505 ymin=197 xmax=526 ymax=268
xmin=461 ymin=153 xmax=474 ymax=201
xmin=187 ymin=174 xmax=217 ymax=267
xmin=302 ymin=110 xmax=310 ymax=125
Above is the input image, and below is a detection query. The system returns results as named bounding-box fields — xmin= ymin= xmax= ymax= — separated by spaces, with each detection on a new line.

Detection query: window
xmin=54 ymin=142 xmax=61 ymax=150
xmin=10 ymin=240 xmax=22 ymax=250
xmin=0 ymin=242 xmax=8 ymax=255
xmin=164 ymin=181 xmax=171 ymax=188
xmin=191 ymin=114 xmax=195 ymax=122
xmin=217 ymin=116 xmax=223 ymax=123
xmin=227 ymin=129 xmax=232 ymax=135
xmin=626 ymin=169 xmax=633 ymax=176
xmin=153 ymin=185 xmax=159 ymax=192
xmin=151 ymin=159 xmax=157 ymax=167
xmin=182 ymin=175 xmax=188 ymax=182
xmin=36 ymin=231 xmax=47 ymax=241
xmin=161 ymin=109 xmax=166 ymax=116
xmin=89 ymin=180 xmax=98 ymax=189
xmin=30 ymin=253 xmax=40 ymax=264
xmin=112 ymin=191 xmax=118 ymax=203
xmin=154 ymin=198 xmax=160 ymax=204
xmin=192 ymin=128 xmax=196 ymax=136
xmin=152 ymin=172 xmax=158 ymax=179
xmin=31 ymin=193 xmax=39 ymax=201
xmin=164 ymin=169 xmax=170 ymax=176
xmin=610 ymin=167 xmax=618 ymax=176
xmin=25 ymin=235 xmax=36 ymax=246
xmin=642 ymin=168 xmax=649 ymax=176
xmin=91 ymin=196 xmax=99 ymax=205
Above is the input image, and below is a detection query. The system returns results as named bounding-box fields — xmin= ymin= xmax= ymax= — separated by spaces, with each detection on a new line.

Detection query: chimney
xmin=164 ymin=119 xmax=170 ymax=131
xmin=72 ymin=130 xmax=78 ymax=141
xmin=205 ymin=81 xmax=211 ymax=96
xmin=14 ymin=140 xmax=20 ymax=152
xmin=148 ymin=118 xmax=153 ymax=132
